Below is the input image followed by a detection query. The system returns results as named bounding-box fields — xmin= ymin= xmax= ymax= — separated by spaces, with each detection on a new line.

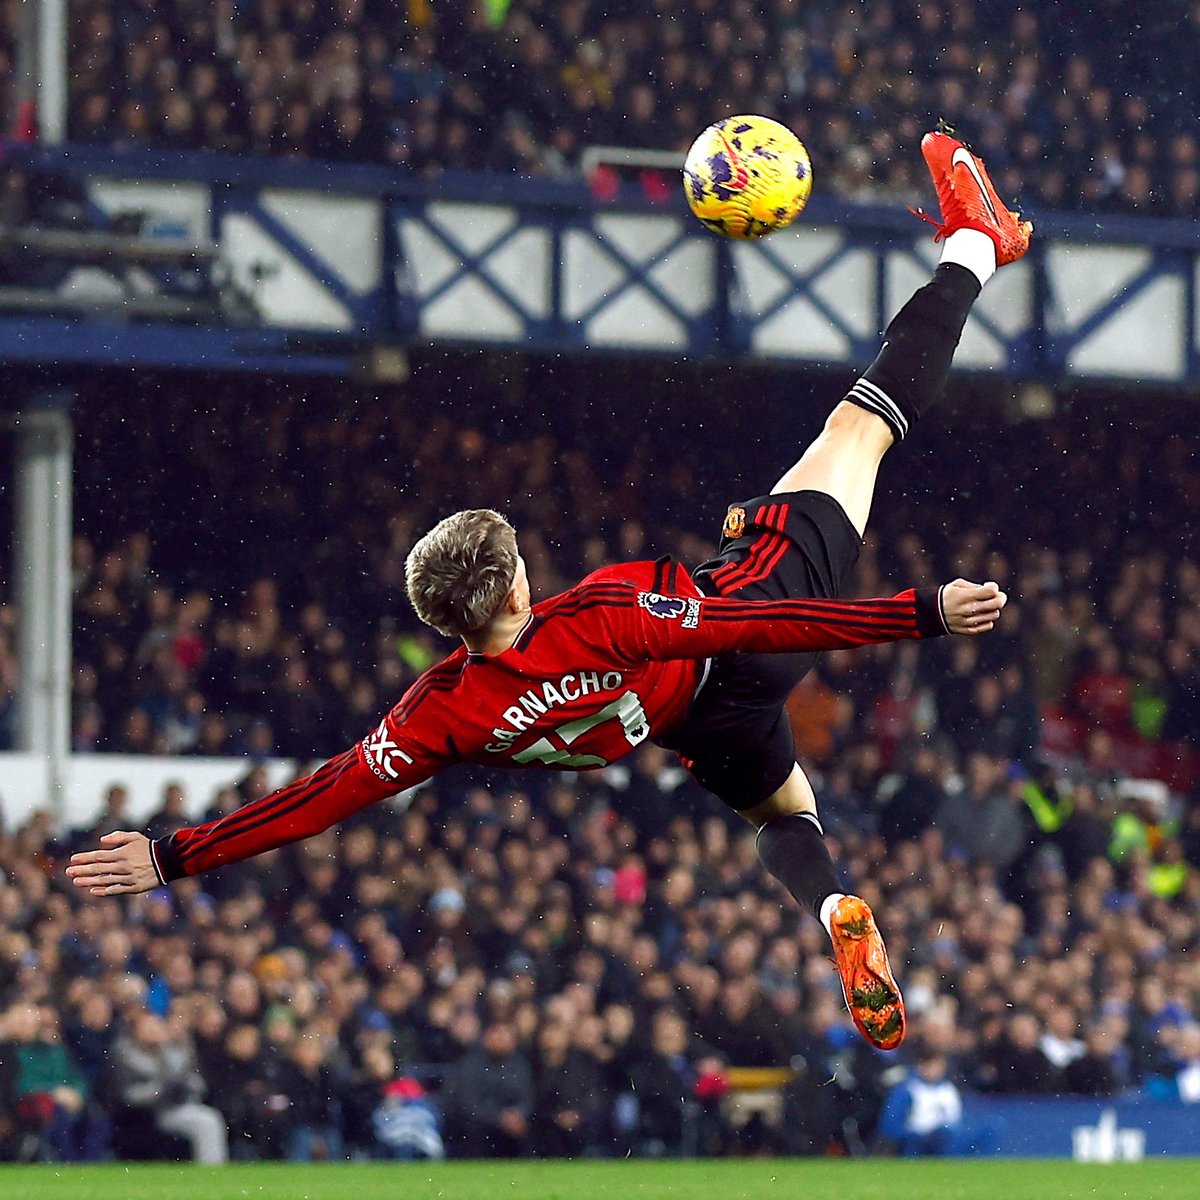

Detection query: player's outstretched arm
xmin=67 ymin=739 xmax=433 ymax=894
xmin=938 ymin=579 xmax=1007 ymax=635
xmin=623 ymin=578 xmax=1006 ymax=660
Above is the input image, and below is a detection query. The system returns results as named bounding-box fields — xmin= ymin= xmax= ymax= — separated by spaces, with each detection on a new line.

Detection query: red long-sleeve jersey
xmin=151 ymin=560 xmax=948 ymax=882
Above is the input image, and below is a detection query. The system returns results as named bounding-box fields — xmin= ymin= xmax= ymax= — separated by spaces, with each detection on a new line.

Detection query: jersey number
xmin=512 ymin=691 xmax=649 ymax=768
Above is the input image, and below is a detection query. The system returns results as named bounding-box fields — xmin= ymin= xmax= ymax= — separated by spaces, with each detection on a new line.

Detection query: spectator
xmin=1038 ymin=1007 xmax=1085 ymax=1073
xmin=1062 ymin=1026 xmax=1123 ymax=1097
xmin=3 ymin=1003 xmax=109 ymax=1162
xmin=978 ymin=1011 xmax=1060 ymax=1094
xmin=110 ymin=1011 xmax=228 ymax=1165
xmin=0 ymin=1011 xmax=18 ymax=1159
xmin=62 ymin=992 xmax=116 ymax=1095
xmin=936 ymin=753 xmax=1035 ymax=883
xmin=532 ymin=1020 xmax=604 ymax=1157
xmin=278 ymin=1035 xmax=343 ymax=1162
xmin=1148 ymin=1024 xmax=1200 ymax=1103
xmin=877 ymin=1051 xmax=968 ymax=1157
xmin=622 ymin=1007 xmax=709 ymax=1157
xmin=441 ymin=1020 xmax=534 ymax=1157
xmin=370 ymin=1074 xmax=445 ymax=1160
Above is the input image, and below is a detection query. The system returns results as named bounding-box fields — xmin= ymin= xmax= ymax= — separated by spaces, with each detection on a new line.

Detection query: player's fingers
xmin=99 ymin=831 xmax=141 ymax=846
xmin=72 ymin=872 xmax=131 ymax=888
xmin=958 ymin=608 xmax=994 ymax=625
xmin=68 ymin=851 xmax=112 ymax=867
xmin=67 ymin=857 xmax=132 ymax=876
xmin=67 ymin=866 xmax=130 ymax=886
xmin=965 ymin=607 xmax=999 ymax=623
xmin=89 ymin=883 xmax=137 ymax=897
xmin=67 ymin=849 xmax=127 ymax=868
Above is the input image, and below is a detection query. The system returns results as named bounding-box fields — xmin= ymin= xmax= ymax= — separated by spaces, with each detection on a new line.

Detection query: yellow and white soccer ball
xmin=683 ymin=115 xmax=813 ymax=239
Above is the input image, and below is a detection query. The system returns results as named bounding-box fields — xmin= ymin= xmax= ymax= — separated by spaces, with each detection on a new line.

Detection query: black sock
xmin=844 ymin=263 xmax=981 ymax=441
xmin=756 ymin=811 xmax=840 ymax=922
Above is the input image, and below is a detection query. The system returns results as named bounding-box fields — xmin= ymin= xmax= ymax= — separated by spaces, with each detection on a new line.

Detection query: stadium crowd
xmin=1 ymin=368 xmax=1199 ymax=1160
xmin=55 ymin=0 xmax=1195 ymax=216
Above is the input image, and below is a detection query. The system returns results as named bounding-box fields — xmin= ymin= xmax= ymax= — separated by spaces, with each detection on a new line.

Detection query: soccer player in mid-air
xmin=70 ymin=128 xmax=1030 ymax=1052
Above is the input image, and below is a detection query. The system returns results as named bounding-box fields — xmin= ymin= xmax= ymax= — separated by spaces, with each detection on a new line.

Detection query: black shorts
xmin=662 ymin=489 xmax=862 ymax=810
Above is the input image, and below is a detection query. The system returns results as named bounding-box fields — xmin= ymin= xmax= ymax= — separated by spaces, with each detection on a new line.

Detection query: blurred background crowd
xmin=0 ymin=0 xmax=1197 ymax=1166
xmin=1 ymin=359 xmax=1199 ymax=1161
xmin=23 ymin=0 xmax=1193 ymax=215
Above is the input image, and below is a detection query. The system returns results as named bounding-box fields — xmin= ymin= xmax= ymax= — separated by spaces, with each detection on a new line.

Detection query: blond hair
xmin=405 ymin=510 xmax=518 ymax=638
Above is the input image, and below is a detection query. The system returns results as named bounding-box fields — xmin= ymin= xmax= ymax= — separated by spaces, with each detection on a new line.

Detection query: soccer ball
xmin=682 ymin=115 xmax=813 ymax=239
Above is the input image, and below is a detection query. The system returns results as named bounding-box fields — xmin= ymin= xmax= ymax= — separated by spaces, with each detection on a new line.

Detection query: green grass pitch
xmin=1 ymin=1159 xmax=1196 ymax=1200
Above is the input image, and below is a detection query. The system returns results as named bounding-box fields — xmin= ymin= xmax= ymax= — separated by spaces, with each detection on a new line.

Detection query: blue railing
xmin=0 ymin=140 xmax=1195 ymax=383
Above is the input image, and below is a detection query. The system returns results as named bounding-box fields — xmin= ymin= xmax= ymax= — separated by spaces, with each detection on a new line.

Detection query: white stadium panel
xmin=592 ymin=212 xmax=688 ymax=266
xmin=481 ymin=228 xmax=552 ymax=320
xmin=564 ymin=217 xmax=702 ymax=349
xmin=397 ymin=217 xmax=463 ymax=297
xmin=732 ymin=242 xmax=792 ymax=314
xmin=398 ymin=208 xmax=551 ymax=333
xmin=755 ymin=228 xmax=852 ymax=281
xmin=420 ymin=274 xmax=528 ymax=341
xmin=751 ymin=295 xmax=852 ymax=360
xmin=259 ymin=189 xmax=382 ymax=294
xmin=426 ymin=201 xmax=518 ymax=256
xmin=1066 ymin=274 xmax=1185 ymax=380
xmin=1046 ymin=244 xmax=1153 ymax=333
xmin=953 ymin=318 xmax=1010 ymax=369
xmin=647 ymin=238 xmax=716 ymax=317
xmin=809 ymin=249 xmax=877 ymax=340
xmin=585 ymin=288 xmax=688 ymax=349
xmin=0 ymin=751 xmax=302 ymax=828
xmin=562 ymin=228 xmax=630 ymax=320
xmin=733 ymin=229 xmax=873 ymax=344
xmin=978 ymin=257 xmax=1034 ymax=338
xmin=884 ymin=240 xmax=939 ymax=319
xmin=220 ymin=211 xmax=354 ymax=330
xmin=86 ymin=178 xmax=212 ymax=242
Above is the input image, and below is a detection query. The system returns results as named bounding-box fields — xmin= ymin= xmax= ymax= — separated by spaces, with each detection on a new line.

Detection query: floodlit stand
xmin=15 ymin=392 xmax=72 ymax=812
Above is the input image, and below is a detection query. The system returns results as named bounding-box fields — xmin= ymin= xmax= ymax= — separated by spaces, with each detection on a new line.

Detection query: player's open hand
xmin=940 ymin=579 xmax=1007 ymax=635
xmin=66 ymin=831 xmax=159 ymax=897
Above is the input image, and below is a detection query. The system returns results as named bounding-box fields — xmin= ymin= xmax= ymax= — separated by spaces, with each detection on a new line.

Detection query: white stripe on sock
xmin=848 ymin=383 xmax=907 ymax=440
xmin=849 ymin=381 xmax=905 ymax=433
xmin=852 ymin=377 xmax=908 ymax=437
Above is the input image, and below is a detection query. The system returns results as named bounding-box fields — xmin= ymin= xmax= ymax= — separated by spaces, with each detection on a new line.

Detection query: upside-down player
xmin=70 ymin=128 xmax=1030 ymax=1052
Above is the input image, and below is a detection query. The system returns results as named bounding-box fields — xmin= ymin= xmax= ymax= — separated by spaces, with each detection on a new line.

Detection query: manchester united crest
xmin=722 ymin=506 xmax=746 ymax=540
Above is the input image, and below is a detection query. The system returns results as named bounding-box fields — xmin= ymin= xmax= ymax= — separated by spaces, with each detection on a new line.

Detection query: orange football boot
xmin=916 ymin=121 xmax=1033 ymax=266
xmin=829 ymin=895 xmax=906 ymax=1051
